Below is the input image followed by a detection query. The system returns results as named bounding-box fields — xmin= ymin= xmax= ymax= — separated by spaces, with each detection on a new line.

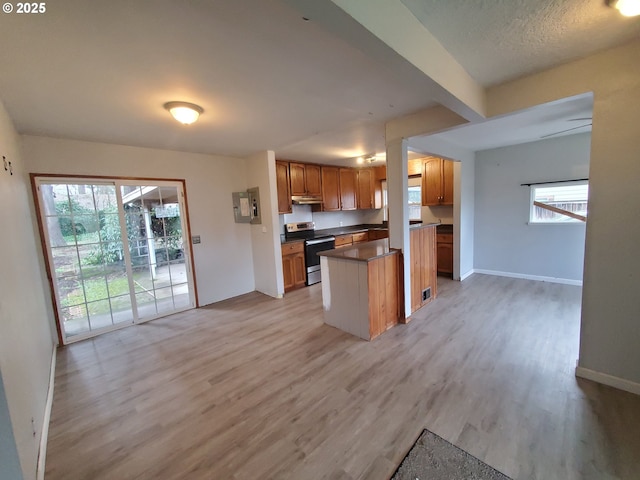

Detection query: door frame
xmin=30 ymin=174 xmax=199 ymax=345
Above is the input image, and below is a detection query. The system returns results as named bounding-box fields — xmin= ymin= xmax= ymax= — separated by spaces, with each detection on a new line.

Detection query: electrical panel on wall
xmin=232 ymin=188 xmax=262 ymax=224
xmin=232 ymin=191 xmax=251 ymax=223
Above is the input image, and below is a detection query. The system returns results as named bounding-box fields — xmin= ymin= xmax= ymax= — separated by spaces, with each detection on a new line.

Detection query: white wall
xmin=21 ymin=135 xmax=256 ymax=307
xmin=0 ymin=101 xmax=55 ymax=479
xmin=245 ymin=150 xmax=283 ymax=297
xmin=457 ymin=158 xmax=475 ymax=279
xmin=474 ymin=133 xmax=590 ymax=283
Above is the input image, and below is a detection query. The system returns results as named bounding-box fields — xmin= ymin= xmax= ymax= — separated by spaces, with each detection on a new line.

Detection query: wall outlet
xmin=339 ymin=221 xmax=343 ymax=226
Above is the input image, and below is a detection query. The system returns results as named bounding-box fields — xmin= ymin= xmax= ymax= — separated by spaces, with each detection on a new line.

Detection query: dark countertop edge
xmin=318 ymin=239 xmax=400 ymax=263
xmin=436 ymin=224 xmax=453 ymax=234
xmin=280 ymin=236 xmax=305 ymax=245
xmin=281 ymin=222 xmax=450 ymax=244
xmin=316 ymin=223 xmax=387 ymax=236
xmin=281 ymin=223 xmax=387 ymax=244
xmin=409 ymin=222 xmax=440 ymax=230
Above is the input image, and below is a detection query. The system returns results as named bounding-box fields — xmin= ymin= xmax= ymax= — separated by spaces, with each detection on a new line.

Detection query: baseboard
xmin=575 ymin=366 xmax=640 ymax=396
xmin=473 ymin=269 xmax=582 ymax=286
xmin=460 ymin=269 xmax=474 ymax=281
xmin=36 ymin=345 xmax=57 ymax=480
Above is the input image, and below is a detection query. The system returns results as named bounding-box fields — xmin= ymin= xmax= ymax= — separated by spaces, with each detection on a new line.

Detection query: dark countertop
xmin=436 ymin=224 xmax=453 ymax=234
xmin=318 ymin=239 xmax=398 ymax=262
xmin=281 ymin=222 xmax=449 ymax=244
xmin=316 ymin=223 xmax=388 ymax=237
xmin=281 ymin=223 xmax=387 ymax=244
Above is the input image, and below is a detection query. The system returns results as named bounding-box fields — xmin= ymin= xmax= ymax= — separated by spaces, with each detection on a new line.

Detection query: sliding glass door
xmin=36 ymin=178 xmax=195 ymax=343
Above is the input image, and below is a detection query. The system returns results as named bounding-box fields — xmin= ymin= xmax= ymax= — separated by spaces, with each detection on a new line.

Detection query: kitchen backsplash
xmin=279 ymin=205 xmax=384 ymax=233
xmin=421 ymin=205 xmax=454 ymax=225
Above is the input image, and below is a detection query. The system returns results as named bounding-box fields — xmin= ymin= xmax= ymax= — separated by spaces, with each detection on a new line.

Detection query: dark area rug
xmin=391 ymin=429 xmax=512 ymax=480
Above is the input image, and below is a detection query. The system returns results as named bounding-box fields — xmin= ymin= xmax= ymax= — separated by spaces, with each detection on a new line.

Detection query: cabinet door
xmin=292 ymin=252 xmax=306 ymax=288
xmin=275 ymin=161 xmax=292 ymax=214
xmin=334 ymin=234 xmax=352 ymax=247
xmin=289 ymin=163 xmax=306 ymax=196
xmin=437 ymin=235 xmax=453 ymax=275
xmin=321 ymin=167 xmax=341 ymax=211
xmin=357 ymin=169 xmax=374 ymax=209
xmin=352 ymin=231 xmax=369 ymax=243
xmin=305 ymin=165 xmax=322 ymax=196
xmin=441 ymin=160 xmax=454 ymax=205
xmin=422 ymin=157 xmax=442 ymax=206
xmin=339 ymin=168 xmax=357 ymax=210
xmin=282 ymin=254 xmax=295 ymax=292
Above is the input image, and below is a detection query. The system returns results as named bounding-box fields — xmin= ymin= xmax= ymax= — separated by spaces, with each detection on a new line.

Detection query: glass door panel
xmin=120 ymin=183 xmax=193 ymax=322
xmin=40 ymin=182 xmax=134 ymax=340
xmin=38 ymin=178 xmax=194 ymax=343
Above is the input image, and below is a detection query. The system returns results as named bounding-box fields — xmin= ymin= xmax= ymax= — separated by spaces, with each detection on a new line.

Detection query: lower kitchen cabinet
xmin=368 ymin=229 xmax=388 ymax=240
xmin=282 ymin=241 xmax=306 ymax=292
xmin=436 ymin=233 xmax=454 ymax=276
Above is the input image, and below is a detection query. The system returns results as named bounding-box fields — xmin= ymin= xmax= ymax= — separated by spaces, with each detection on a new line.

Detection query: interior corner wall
xmin=474 ymin=134 xmax=590 ymax=282
xmin=487 ymin=40 xmax=640 ymax=387
xmin=21 ymin=135 xmax=256 ymax=307
xmin=245 ymin=150 xmax=283 ymax=297
xmin=0 ymin=100 xmax=55 ymax=480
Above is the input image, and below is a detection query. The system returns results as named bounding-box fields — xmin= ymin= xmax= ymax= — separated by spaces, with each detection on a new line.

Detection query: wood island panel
xmin=410 ymin=224 xmax=437 ymax=314
xmin=320 ymin=240 xmax=401 ymax=341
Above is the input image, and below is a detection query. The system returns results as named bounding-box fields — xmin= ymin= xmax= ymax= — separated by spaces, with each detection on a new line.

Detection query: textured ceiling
xmin=400 ymin=0 xmax=640 ymax=86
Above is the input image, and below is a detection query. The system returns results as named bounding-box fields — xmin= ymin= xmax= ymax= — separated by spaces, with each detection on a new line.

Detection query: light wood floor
xmin=45 ymin=274 xmax=640 ymax=480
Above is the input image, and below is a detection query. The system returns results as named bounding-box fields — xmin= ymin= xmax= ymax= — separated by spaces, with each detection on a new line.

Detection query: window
xmin=529 ymin=181 xmax=588 ymax=224
xmin=408 ymin=185 xmax=421 ymax=221
xmin=380 ymin=179 xmax=422 ymax=221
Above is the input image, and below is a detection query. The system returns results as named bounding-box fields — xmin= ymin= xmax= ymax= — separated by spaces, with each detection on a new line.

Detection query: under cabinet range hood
xmin=291 ymin=195 xmax=323 ymax=205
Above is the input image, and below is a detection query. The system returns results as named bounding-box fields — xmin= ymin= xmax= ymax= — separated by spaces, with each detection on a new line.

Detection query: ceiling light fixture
xmin=164 ymin=101 xmax=204 ymax=125
xmin=607 ymin=0 xmax=640 ymax=16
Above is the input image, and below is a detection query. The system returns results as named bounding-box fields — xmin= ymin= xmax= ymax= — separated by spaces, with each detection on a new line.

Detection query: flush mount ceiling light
xmin=163 ymin=101 xmax=204 ymax=125
xmin=607 ymin=0 xmax=640 ymax=16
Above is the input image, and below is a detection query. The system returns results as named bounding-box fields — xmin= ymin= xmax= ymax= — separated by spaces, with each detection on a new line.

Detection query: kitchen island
xmin=318 ymin=239 xmax=402 ymax=341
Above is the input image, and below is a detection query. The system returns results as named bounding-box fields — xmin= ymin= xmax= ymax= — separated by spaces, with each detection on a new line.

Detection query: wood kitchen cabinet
xmin=436 ymin=233 xmax=454 ymax=276
xmin=356 ymin=168 xmax=374 ymax=209
xmin=422 ymin=157 xmax=454 ymax=206
xmin=321 ymin=166 xmax=341 ymax=211
xmin=290 ymin=162 xmax=321 ymax=196
xmin=410 ymin=224 xmax=437 ymax=314
xmin=334 ymin=234 xmax=353 ymax=248
xmin=352 ymin=231 xmax=369 ymax=244
xmin=339 ymin=168 xmax=357 ymax=210
xmin=368 ymin=229 xmax=388 ymax=240
xmin=276 ymin=161 xmax=292 ymax=214
xmin=282 ymin=241 xmax=306 ymax=292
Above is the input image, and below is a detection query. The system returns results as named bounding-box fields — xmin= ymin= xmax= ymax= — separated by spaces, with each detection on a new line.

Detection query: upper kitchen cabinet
xmin=321 ymin=166 xmax=341 ymax=211
xmin=339 ymin=168 xmax=357 ymax=210
xmin=407 ymin=158 xmax=423 ymax=177
xmin=276 ymin=160 xmax=292 ymax=214
xmin=290 ymin=162 xmax=322 ymax=197
xmin=422 ymin=157 xmax=454 ymax=206
xmin=356 ymin=168 xmax=374 ymax=209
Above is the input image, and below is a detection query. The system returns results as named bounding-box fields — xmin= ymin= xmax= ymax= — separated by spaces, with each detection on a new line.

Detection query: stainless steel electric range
xmin=284 ymin=222 xmax=335 ymax=285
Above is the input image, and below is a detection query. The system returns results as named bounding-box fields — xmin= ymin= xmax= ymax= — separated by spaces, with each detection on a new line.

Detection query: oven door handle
xmin=305 ymin=236 xmax=336 ymax=246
